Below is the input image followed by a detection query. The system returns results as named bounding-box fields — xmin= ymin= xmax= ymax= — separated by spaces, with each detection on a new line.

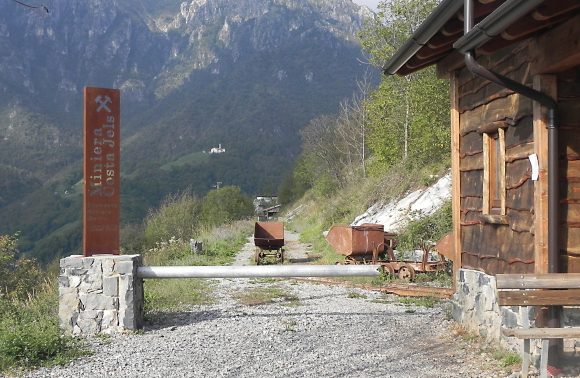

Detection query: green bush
xmin=144 ymin=192 xmax=201 ymax=246
xmin=397 ymin=201 xmax=452 ymax=251
xmin=199 ymin=186 xmax=254 ymax=227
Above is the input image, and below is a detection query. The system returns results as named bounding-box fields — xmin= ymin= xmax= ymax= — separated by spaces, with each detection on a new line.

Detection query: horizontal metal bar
xmin=138 ymin=265 xmax=383 ymax=279
xmin=496 ymin=273 xmax=580 ymax=289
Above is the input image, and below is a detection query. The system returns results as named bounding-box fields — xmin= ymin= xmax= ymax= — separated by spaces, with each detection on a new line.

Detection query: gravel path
xmin=24 ymin=233 xmax=510 ymax=378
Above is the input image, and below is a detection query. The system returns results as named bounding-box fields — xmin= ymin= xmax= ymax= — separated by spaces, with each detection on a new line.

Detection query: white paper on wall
xmin=529 ymin=154 xmax=539 ymax=181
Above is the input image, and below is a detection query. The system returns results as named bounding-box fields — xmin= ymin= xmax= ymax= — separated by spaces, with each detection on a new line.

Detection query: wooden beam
xmin=533 ymin=14 xmax=580 ymax=74
xmin=498 ymin=289 xmax=580 ymax=306
xmin=482 ymin=133 xmax=491 ymax=214
xmin=502 ymin=327 xmax=580 ymax=339
xmin=378 ymin=284 xmax=454 ymax=299
xmin=533 ymin=75 xmax=556 ymax=274
xmin=451 ymin=73 xmax=462 ymax=287
xmin=496 ymin=273 xmax=580 ymax=289
xmin=499 ymin=127 xmax=506 ymax=215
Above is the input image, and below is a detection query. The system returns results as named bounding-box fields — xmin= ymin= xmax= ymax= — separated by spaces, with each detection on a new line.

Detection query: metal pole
xmin=138 ymin=265 xmax=383 ymax=279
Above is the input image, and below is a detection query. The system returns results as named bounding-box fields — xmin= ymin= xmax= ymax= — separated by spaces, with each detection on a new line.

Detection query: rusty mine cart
xmin=325 ymin=223 xmax=448 ymax=281
xmin=253 ymin=221 xmax=285 ymax=265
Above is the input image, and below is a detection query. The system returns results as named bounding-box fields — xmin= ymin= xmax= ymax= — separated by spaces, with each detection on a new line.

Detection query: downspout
xmin=461 ymin=0 xmax=560 ymax=275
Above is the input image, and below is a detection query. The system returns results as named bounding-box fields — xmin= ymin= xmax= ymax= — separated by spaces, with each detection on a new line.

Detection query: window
xmin=483 ymin=129 xmax=505 ymax=216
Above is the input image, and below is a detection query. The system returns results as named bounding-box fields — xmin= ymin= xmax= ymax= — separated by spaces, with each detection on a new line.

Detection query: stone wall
xmin=59 ymin=254 xmax=143 ymax=335
xmin=451 ymin=268 xmax=580 ymax=357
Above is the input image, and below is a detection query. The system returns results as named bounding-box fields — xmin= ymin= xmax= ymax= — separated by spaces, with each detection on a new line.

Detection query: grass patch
xmin=0 ymin=282 xmax=89 ymax=374
xmin=371 ymin=296 xmax=395 ymax=305
xmin=347 ymin=291 xmax=367 ymax=299
xmin=233 ymin=286 xmax=300 ymax=307
xmin=413 ymin=272 xmax=453 ymax=287
xmin=449 ymin=324 xmax=520 ymax=373
xmin=160 ymin=151 xmax=209 ymax=171
xmin=94 ymin=333 xmax=113 ymax=346
xmin=450 ymin=324 xmax=480 ymax=343
xmin=250 ymin=278 xmax=280 ymax=284
xmin=144 ymin=278 xmax=215 ymax=315
xmin=281 ymin=319 xmax=298 ymax=332
xmin=491 ymin=349 xmax=521 ymax=368
xmin=398 ymin=296 xmax=440 ymax=308
xmin=143 ymin=220 xmax=252 ymax=267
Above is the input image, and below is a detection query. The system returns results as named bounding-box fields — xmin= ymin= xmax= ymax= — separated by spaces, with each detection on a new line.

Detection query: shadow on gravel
xmin=286 ymin=257 xmax=319 ymax=264
xmin=144 ymin=306 xmax=428 ymax=331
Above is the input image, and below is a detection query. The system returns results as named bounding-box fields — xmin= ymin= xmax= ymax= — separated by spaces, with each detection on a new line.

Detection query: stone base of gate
xmin=59 ymin=254 xmax=143 ymax=336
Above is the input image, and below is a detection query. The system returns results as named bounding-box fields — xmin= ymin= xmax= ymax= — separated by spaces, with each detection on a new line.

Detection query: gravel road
xmin=24 ymin=232 xmax=510 ymax=378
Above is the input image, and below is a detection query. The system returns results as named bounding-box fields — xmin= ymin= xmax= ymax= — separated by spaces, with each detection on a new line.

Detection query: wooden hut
xmin=382 ymin=0 xmax=580 ymax=370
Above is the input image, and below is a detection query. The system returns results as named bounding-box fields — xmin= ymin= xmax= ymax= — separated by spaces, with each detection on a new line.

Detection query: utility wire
xmin=10 ymin=0 xmax=49 ymax=13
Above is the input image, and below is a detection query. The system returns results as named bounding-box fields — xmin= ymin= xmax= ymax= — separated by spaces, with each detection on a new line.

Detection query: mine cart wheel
xmin=381 ymin=263 xmax=395 ymax=277
xmin=279 ymin=249 xmax=285 ymax=264
xmin=254 ymin=249 xmax=261 ymax=265
xmin=398 ymin=264 xmax=416 ymax=281
xmin=344 ymin=256 xmax=357 ymax=265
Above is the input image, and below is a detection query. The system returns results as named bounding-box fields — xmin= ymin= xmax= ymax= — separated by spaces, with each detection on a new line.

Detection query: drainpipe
xmin=461 ymin=0 xmax=560 ymax=275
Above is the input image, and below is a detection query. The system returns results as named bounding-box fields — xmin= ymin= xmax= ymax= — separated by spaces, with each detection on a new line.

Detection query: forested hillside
xmin=280 ymin=0 xmax=449 ymax=205
xmin=0 ymin=0 xmax=372 ymax=261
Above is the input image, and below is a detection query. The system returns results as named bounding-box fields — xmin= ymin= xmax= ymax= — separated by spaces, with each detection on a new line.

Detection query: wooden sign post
xmin=83 ymin=87 xmax=120 ymax=256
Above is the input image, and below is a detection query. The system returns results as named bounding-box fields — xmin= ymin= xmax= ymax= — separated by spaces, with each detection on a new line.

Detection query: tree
xmin=0 ymin=233 xmax=43 ymax=300
xmin=199 ymin=186 xmax=254 ymax=227
xmin=359 ymin=0 xmax=450 ymax=173
xmin=298 ymin=77 xmax=373 ymax=192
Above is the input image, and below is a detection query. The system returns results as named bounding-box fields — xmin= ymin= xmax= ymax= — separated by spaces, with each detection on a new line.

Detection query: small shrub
xmin=397 ymin=201 xmax=452 ymax=251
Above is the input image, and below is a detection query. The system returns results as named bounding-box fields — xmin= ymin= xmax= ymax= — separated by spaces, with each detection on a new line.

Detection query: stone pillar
xmin=451 ymin=269 xmax=580 ymax=362
xmin=59 ymin=254 xmax=143 ymax=336
xmin=451 ymin=269 xmax=523 ymax=349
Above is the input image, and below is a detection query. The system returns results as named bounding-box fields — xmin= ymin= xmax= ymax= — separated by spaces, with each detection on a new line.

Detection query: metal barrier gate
xmin=137 ymin=264 xmax=383 ymax=279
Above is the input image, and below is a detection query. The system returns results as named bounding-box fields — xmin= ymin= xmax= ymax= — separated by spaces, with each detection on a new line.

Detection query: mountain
xmin=0 ymin=0 xmax=374 ymax=261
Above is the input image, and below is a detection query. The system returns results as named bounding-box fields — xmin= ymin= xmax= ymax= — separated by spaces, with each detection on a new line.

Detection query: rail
xmin=137 ymin=264 xmax=383 ymax=279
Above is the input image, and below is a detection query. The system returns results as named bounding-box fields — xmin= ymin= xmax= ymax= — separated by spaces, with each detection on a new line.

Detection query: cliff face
xmin=0 ymin=0 xmax=369 ymax=107
xmin=0 ymin=0 xmax=374 ymax=259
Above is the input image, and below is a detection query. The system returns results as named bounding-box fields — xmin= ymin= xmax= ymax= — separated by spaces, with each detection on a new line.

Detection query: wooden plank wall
xmin=559 ymin=67 xmax=580 ymax=273
xmin=457 ymin=42 xmax=535 ymax=275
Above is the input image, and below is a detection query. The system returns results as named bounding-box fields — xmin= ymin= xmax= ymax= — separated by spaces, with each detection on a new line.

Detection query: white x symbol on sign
xmin=95 ymin=95 xmax=112 ymax=113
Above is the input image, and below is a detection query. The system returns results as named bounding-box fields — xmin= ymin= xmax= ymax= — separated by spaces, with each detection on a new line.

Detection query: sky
xmin=352 ymin=0 xmax=381 ymax=11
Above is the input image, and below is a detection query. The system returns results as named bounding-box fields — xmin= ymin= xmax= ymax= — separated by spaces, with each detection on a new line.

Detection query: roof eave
xmin=382 ymin=0 xmax=463 ymax=75
xmin=453 ymin=0 xmax=544 ymax=53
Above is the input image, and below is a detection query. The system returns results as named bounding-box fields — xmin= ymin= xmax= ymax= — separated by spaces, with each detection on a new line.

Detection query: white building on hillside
xmin=210 ymin=143 xmax=226 ymax=154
